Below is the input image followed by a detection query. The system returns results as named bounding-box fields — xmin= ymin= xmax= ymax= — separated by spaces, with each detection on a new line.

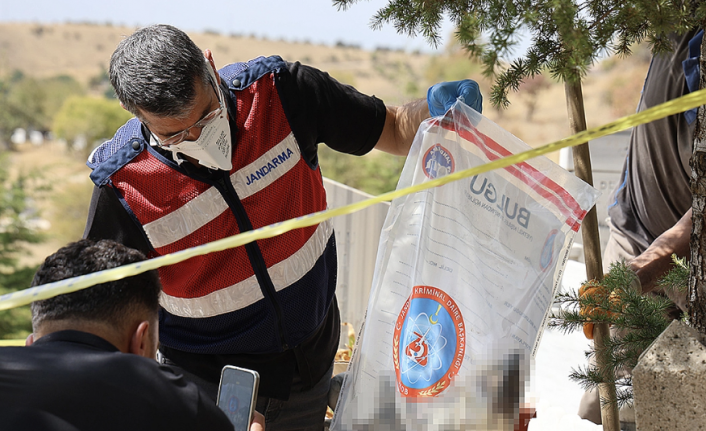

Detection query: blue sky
xmin=0 ymin=0 xmax=458 ymax=53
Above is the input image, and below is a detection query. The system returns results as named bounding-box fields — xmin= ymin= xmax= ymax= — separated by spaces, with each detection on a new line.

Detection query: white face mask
xmin=150 ymin=68 xmax=233 ymax=171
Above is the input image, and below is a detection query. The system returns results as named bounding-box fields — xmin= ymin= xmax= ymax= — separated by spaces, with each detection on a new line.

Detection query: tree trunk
xmin=688 ymin=38 xmax=706 ymax=333
xmin=564 ymin=81 xmax=621 ymax=431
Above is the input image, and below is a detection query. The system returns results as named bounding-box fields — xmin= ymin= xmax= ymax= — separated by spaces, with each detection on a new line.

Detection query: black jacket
xmin=0 ymin=330 xmax=233 ymax=431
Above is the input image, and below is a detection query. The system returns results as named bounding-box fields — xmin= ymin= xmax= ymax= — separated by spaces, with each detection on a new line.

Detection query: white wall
xmin=323 ymin=177 xmax=390 ymax=347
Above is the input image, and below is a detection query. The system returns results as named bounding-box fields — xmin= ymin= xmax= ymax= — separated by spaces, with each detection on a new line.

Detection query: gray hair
xmin=109 ymin=24 xmax=211 ymax=119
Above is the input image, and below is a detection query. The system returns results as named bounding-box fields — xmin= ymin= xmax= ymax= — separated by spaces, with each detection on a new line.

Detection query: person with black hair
xmin=84 ymin=24 xmax=482 ymax=431
xmin=0 ymin=238 xmax=263 ymax=431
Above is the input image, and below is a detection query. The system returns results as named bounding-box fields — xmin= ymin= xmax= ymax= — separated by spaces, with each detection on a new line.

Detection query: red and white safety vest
xmin=89 ymin=57 xmax=337 ymax=354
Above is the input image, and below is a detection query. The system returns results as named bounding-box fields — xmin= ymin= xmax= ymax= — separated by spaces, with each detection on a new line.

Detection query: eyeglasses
xmin=149 ymin=78 xmax=224 ymax=147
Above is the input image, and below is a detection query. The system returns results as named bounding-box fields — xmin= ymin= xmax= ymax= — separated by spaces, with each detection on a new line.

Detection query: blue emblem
xmin=423 ymin=144 xmax=455 ymax=179
xmin=540 ymin=229 xmax=561 ymax=270
xmin=228 ymin=396 xmax=239 ymax=412
xmin=399 ymin=298 xmax=455 ymax=388
xmin=394 ymin=286 xmax=465 ymax=397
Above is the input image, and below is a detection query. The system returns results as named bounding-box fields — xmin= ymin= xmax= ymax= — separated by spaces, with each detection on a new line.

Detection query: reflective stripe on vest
xmin=143 ymin=132 xmax=301 ymax=248
xmin=109 ymin=72 xmax=329 ymax=319
xmin=159 ymin=219 xmax=332 ymax=317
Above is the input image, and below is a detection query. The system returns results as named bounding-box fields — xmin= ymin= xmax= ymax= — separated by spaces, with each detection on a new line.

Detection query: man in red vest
xmin=84 ymin=24 xmax=481 ymax=430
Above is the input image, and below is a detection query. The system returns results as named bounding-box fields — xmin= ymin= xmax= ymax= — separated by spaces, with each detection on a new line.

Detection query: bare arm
xmin=373 ymin=100 xmax=430 ymax=156
xmin=374 ymin=80 xmax=482 ymax=156
xmin=630 ymin=207 xmax=692 ymax=293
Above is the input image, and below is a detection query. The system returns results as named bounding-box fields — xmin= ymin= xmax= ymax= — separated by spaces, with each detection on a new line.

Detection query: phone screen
xmin=217 ymin=367 xmax=257 ymax=431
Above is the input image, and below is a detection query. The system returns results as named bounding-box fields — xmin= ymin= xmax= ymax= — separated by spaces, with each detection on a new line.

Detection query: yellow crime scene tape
xmin=1 ymin=87 xmax=706 ymax=349
xmin=0 ymin=340 xmax=23 ymax=346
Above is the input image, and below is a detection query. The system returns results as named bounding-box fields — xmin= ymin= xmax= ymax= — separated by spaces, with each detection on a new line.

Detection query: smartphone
xmin=216 ymin=365 xmax=260 ymax=431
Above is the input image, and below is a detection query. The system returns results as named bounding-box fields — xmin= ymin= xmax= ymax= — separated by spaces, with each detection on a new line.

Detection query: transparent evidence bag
xmin=331 ymin=101 xmax=599 ymax=431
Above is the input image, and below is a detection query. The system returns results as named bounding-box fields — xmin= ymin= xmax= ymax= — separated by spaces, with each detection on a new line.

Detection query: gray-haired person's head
xmin=110 ymin=24 xmax=211 ymax=120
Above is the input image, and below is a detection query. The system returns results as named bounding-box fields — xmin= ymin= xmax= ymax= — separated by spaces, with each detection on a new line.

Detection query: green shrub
xmin=0 ymin=153 xmax=45 ymax=339
xmin=52 ymin=96 xmax=132 ymax=156
xmin=0 ymin=72 xmax=84 ymax=147
xmin=318 ymin=146 xmax=405 ymax=195
xmin=549 ymin=259 xmax=684 ymax=407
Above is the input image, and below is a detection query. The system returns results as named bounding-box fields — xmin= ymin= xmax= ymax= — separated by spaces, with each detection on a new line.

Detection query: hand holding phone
xmin=217 ymin=365 xmax=260 ymax=431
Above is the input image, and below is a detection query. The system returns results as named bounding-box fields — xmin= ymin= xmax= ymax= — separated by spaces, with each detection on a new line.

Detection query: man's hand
xmin=427 ymin=80 xmax=482 ymax=117
xmin=630 ymin=209 xmax=690 ymax=296
xmin=375 ymin=79 xmax=483 ymax=156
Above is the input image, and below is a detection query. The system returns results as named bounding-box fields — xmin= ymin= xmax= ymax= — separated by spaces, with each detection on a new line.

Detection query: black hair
xmin=30 ymin=239 xmax=161 ymax=329
xmin=109 ymin=24 xmax=210 ymax=119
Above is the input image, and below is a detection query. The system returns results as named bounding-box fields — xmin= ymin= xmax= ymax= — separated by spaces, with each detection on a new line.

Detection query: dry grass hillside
xmin=0 ymin=22 xmax=650 ymax=266
xmin=0 ymin=22 xmax=431 ymax=105
xmin=0 ymin=22 xmax=650 ymax=135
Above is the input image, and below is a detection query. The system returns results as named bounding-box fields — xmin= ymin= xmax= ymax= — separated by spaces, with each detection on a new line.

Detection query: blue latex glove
xmin=427 ymin=80 xmax=482 ymax=117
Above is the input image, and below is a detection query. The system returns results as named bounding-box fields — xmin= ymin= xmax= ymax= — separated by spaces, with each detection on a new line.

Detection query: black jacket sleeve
xmin=276 ymin=61 xmax=387 ymax=166
xmin=83 ymin=185 xmax=152 ymax=254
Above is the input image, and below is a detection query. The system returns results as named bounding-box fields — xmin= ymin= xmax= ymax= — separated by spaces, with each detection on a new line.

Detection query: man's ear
xmin=129 ymin=320 xmax=152 ymax=358
xmin=25 ymin=333 xmax=35 ymax=346
xmin=204 ymin=49 xmax=220 ymax=85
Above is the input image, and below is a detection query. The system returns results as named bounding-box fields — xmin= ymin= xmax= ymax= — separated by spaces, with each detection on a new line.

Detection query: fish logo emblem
xmin=405 ymin=331 xmax=430 ymax=366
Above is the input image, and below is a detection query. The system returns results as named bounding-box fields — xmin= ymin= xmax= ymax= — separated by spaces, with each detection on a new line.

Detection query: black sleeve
xmin=145 ymin=361 xmax=234 ymax=431
xmin=188 ymin=378 xmax=235 ymax=431
xmin=275 ymin=61 xmax=387 ymax=166
xmin=83 ymin=185 xmax=152 ymax=254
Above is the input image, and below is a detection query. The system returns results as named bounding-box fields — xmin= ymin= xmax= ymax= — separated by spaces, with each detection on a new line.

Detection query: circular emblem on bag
xmin=393 ymin=285 xmax=465 ymax=397
xmin=540 ymin=229 xmax=559 ymax=270
xmin=422 ymin=144 xmax=455 ymax=179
